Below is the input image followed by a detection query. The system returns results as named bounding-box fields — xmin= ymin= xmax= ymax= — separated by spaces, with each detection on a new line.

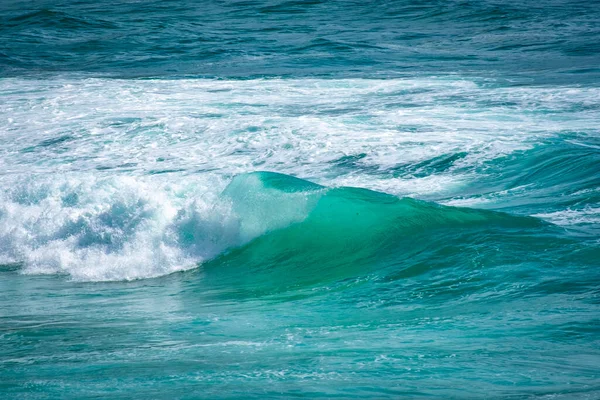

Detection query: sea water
xmin=1 ymin=0 xmax=599 ymax=398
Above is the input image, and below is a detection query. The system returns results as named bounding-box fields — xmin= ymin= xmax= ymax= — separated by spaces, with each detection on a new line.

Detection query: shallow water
xmin=1 ymin=0 xmax=599 ymax=398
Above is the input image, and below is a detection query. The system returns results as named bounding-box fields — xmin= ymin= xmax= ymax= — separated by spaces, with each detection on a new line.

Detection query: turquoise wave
xmin=200 ymin=172 xmax=568 ymax=297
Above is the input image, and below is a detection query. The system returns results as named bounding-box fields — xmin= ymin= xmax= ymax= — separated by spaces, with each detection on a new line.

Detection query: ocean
xmin=1 ymin=0 xmax=599 ymax=398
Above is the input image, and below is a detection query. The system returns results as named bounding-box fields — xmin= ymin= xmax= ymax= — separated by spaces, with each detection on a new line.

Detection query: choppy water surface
xmin=1 ymin=0 xmax=599 ymax=398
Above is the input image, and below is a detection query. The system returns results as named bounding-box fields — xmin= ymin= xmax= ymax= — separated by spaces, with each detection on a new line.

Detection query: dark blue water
xmin=2 ymin=0 xmax=600 ymax=83
xmin=1 ymin=1 xmax=600 ymax=398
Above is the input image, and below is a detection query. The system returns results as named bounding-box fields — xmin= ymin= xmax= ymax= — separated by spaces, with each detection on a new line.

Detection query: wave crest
xmin=0 ymin=172 xmax=548 ymax=282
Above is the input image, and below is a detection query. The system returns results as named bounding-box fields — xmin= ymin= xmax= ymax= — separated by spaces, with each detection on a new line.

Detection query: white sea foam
xmin=0 ymin=174 xmax=227 ymax=280
xmin=0 ymin=172 xmax=323 ymax=281
xmin=2 ymin=77 xmax=596 ymax=183
xmin=533 ymin=208 xmax=600 ymax=227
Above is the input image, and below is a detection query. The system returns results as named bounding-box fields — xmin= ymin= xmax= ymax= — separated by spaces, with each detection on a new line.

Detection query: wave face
xmin=1 ymin=0 xmax=600 ymax=398
xmin=207 ymin=172 xmax=551 ymax=294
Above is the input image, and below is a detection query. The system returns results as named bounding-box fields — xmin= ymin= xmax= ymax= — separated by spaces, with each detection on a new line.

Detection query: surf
xmin=0 ymin=171 xmax=557 ymax=283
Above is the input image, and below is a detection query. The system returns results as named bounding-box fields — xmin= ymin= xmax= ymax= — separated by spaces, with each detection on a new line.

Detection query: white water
xmin=1 ymin=77 xmax=598 ymax=280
